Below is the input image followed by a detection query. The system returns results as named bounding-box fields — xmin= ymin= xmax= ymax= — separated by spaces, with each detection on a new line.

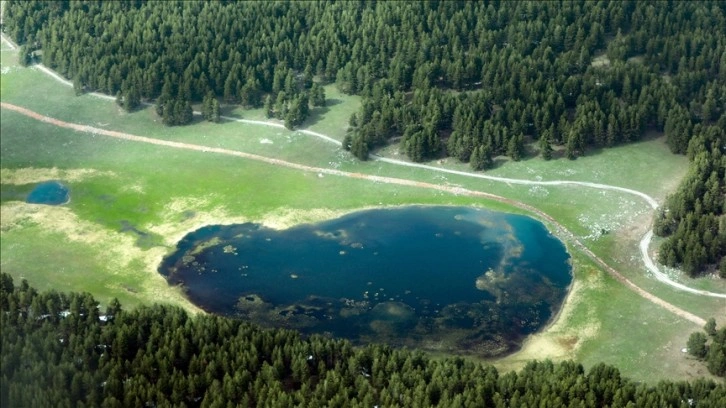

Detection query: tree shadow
xmin=302 ymin=105 xmax=331 ymax=128
xmin=219 ymin=104 xmax=243 ymax=119
xmin=325 ymin=98 xmax=343 ymax=107
xmin=490 ymin=156 xmax=509 ymax=169
xmin=301 ymin=98 xmax=345 ymax=126
xmin=574 ymin=129 xmax=666 ymax=159
xmin=189 ymin=113 xmax=206 ymax=125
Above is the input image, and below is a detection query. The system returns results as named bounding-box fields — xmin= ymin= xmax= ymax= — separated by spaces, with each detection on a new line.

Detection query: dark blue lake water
xmin=26 ymin=181 xmax=70 ymax=205
xmin=159 ymin=206 xmax=571 ymax=356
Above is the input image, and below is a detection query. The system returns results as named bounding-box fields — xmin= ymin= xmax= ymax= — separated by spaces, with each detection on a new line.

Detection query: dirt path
xmin=0 ymin=101 xmax=712 ymax=326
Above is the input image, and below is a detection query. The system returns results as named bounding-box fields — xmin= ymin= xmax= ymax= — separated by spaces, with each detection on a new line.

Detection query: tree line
xmin=5 ymin=2 xmax=723 ymax=150
xmin=654 ymin=124 xmax=726 ymax=277
xmin=3 ymin=0 xmax=724 ymax=273
xmin=2 ymin=274 xmax=725 ymax=407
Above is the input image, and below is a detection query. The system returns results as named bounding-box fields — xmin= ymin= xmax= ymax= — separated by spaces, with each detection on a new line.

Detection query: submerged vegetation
xmin=158 ymin=207 xmax=572 ymax=357
xmin=2 ymin=275 xmax=725 ymax=407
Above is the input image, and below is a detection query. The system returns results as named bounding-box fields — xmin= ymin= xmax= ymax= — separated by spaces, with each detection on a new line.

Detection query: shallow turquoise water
xmin=26 ymin=181 xmax=69 ymax=205
xmin=160 ymin=206 xmax=571 ymax=356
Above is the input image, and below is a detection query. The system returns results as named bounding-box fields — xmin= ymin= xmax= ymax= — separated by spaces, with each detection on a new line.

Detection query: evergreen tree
xmin=18 ymin=44 xmax=32 ymax=66
xmin=210 ymin=98 xmax=220 ymax=123
xmin=688 ymin=332 xmax=708 ymax=359
xmin=507 ymin=133 xmax=525 ymax=161
xmin=122 ymin=85 xmax=141 ymax=112
xmin=264 ymin=94 xmax=274 ymax=118
xmin=5 ymin=274 xmax=724 ymax=408
xmin=311 ymin=82 xmax=326 ymax=107
xmin=565 ymin=131 xmax=578 ymax=160
xmin=470 ymin=144 xmax=493 ymax=171
xmin=73 ymin=75 xmax=84 ymax=96
xmin=223 ymin=73 xmax=238 ymax=104
xmin=115 ymin=90 xmax=123 ymax=108
xmin=350 ymin=135 xmax=369 ymax=160
xmin=275 ymin=91 xmax=288 ymax=119
xmin=707 ymin=338 xmax=726 ymax=377
xmin=705 ymin=318 xmax=717 ymax=337
xmin=202 ymin=92 xmax=220 ymax=122
xmin=539 ymin=131 xmax=553 ymax=160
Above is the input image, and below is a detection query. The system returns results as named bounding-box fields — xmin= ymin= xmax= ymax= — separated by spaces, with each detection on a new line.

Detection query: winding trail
xmin=0 ymin=101 xmax=716 ymax=325
xmin=0 ymin=32 xmax=16 ymax=51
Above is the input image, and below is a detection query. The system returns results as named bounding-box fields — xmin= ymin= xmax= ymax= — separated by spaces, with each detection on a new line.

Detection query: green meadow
xmin=1 ymin=46 xmax=723 ymax=383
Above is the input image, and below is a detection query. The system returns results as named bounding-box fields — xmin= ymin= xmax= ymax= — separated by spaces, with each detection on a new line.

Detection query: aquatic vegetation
xmin=160 ymin=206 xmax=571 ymax=356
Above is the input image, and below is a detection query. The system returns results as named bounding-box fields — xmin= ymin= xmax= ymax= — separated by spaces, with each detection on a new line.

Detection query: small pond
xmin=26 ymin=181 xmax=70 ymax=205
xmin=159 ymin=206 xmax=572 ymax=356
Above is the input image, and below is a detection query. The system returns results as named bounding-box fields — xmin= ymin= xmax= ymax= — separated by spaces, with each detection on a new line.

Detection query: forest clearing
xmin=2 ymin=44 xmax=724 ymax=383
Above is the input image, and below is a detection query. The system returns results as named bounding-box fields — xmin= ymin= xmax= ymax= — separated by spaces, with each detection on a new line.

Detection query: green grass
xmin=377 ymin=133 xmax=688 ymax=203
xmin=2 ymin=45 xmax=723 ymax=383
xmin=572 ymin=257 xmax=712 ymax=381
xmin=496 ymin=251 xmax=720 ymax=381
xmin=0 ymin=226 xmax=148 ymax=308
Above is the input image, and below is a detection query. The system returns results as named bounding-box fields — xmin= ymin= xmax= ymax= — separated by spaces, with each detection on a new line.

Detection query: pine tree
xmin=707 ymin=338 xmax=726 ymax=376
xmin=123 ymin=85 xmax=140 ymax=112
xmin=470 ymin=145 xmax=483 ymax=170
xmin=180 ymin=100 xmax=194 ymax=124
xmin=73 ymin=75 xmax=84 ymax=96
xmin=539 ymin=131 xmax=553 ymax=160
xmin=350 ymin=135 xmax=369 ymax=160
xmin=202 ymin=92 xmax=214 ymax=121
xmin=507 ymin=133 xmax=524 ymax=161
xmin=565 ymin=130 xmax=580 ymax=160
xmin=687 ymin=332 xmax=708 ymax=359
xmin=311 ymin=83 xmax=326 ymax=107
xmin=302 ymin=63 xmax=314 ymax=89
xmin=470 ymin=144 xmax=493 ymax=170
xmin=223 ymin=73 xmax=238 ymax=104
xmin=705 ymin=318 xmax=717 ymax=337
xmin=210 ymin=98 xmax=220 ymax=123
xmin=275 ymin=91 xmax=287 ymax=119
xmin=264 ymin=95 xmax=274 ymax=118
xmin=18 ymin=44 xmax=32 ymax=66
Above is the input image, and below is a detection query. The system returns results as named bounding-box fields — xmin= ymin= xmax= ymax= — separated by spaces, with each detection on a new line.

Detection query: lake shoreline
xmin=159 ymin=205 xmax=573 ymax=358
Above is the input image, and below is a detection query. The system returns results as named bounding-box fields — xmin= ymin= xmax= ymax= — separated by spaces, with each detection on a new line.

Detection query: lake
xmin=159 ymin=206 xmax=572 ymax=356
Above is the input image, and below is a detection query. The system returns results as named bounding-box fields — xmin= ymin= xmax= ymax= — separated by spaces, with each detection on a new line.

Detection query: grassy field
xmin=2 ymin=45 xmax=724 ymax=383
